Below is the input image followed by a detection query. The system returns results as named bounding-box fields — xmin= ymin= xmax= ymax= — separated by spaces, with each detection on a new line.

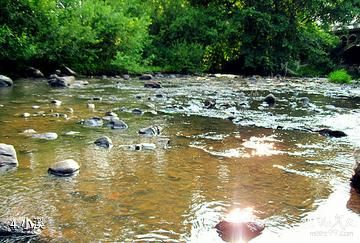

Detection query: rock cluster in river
xmin=48 ymin=75 xmax=75 ymax=87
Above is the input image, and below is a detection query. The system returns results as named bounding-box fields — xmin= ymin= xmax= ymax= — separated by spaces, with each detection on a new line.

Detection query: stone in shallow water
xmin=94 ymin=136 xmax=113 ymax=148
xmin=21 ymin=112 xmax=31 ymax=118
xmin=83 ymin=117 xmax=103 ymax=127
xmin=144 ymin=81 xmax=161 ymax=88
xmin=263 ymin=93 xmax=276 ymax=106
xmin=0 ymin=143 xmax=18 ymax=167
xmin=0 ymin=75 xmax=13 ymax=87
xmin=31 ymin=132 xmax=58 ymax=140
xmin=48 ymin=159 xmax=80 ymax=176
xmin=51 ymin=100 xmax=62 ymax=106
xmin=0 ymin=217 xmax=43 ymax=236
xmin=317 ymin=128 xmax=347 ymax=138
xmin=139 ymin=125 xmax=161 ymax=136
xmin=108 ymin=118 xmax=128 ymax=130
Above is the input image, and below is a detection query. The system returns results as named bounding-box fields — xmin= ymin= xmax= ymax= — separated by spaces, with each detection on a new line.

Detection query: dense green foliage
xmin=328 ymin=69 xmax=352 ymax=83
xmin=0 ymin=0 xmax=359 ymax=75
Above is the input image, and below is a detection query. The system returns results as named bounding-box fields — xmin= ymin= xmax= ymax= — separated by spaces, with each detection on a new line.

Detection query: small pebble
xmin=22 ymin=112 xmax=31 ymax=118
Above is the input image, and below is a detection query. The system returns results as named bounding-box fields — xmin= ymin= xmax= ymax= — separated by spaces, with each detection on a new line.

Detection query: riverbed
xmin=0 ymin=75 xmax=360 ymax=242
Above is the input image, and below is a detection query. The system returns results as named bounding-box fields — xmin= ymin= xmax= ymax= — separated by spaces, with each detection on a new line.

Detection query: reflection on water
xmin=0 ymin=77 xmax=360 ymax=242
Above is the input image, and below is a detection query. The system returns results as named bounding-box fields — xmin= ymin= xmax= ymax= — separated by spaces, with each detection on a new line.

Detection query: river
xmin=0 ymin=75 xmax=360 ymax=242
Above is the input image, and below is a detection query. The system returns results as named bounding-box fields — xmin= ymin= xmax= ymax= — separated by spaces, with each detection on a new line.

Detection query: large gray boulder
xmin=48 ymin=75 xmax=75 ymax=87
xmin=0 ymin=75 xmax=13 ymax=87
xmin=48 ymin=159 xmax=80 ymax=176
xmin=0 ymin=217 xmax=43 ymax=236
xmin=0 ymin=143 xmax=18 ymax=167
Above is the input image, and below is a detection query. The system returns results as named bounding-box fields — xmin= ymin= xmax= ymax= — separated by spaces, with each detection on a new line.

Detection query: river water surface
xmin=0 ymin=76 xmax=360 ymax=242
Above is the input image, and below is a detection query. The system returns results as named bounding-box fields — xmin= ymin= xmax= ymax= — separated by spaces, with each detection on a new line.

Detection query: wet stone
xmin=317 ymin=129 xmax=347 ymax=138
xmin=22 ymin=129 xmax=37 ymax=135
xmin=144 ymin=81 xmax=161 ymax=88
xmin=298 ymin=97 xmax=310 ymax=107
xmin=87 ymin=103 xmax=95 ymax=109
xmin=48 ymin=159 xmax=80 ymax=177
xmin=108 ymin=118 xmax=128 ymax=130
xmin=139 ymin=74 xmax=153 ymax=80
xmin=139 ymin=125 xmax=161 ymax=136
xmin=204 ymin=98 xmax=216 ymax=109
xmin=83 ymin=117 xmax=103 ymax=127
xmin=132 ymin=108 xmax=143 ymax=115
xmin=94 ymin=136 xmax=113 ymax=148
xmin=0 ymin=75 xmax=13 ymax=87
xmin=263 ymin=93 xmax=276 ymax=106
xmin=51 ymin=100 xmax=62 ymax=106
xmin=32 ymin=105 xmax=40 ymax=109
xmin=0 ymin=143 xmax=18 ymax=167
xmin=22 ymin=113 xmax=31 ymax=118
xmin=32 ymin=132 xmax=58 ymax=140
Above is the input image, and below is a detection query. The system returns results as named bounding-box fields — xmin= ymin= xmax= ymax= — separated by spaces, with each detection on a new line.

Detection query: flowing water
xmin=0 ymin=76 xmax=360 ymax=242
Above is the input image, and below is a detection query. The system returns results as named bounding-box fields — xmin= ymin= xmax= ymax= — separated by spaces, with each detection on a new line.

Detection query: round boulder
xmin=0 ymin=143 xmax=18 ymax=167
xmin=48 ymin=159 xmax=80 ymax=177
xmin=94 ymin=136 xmax=113 ymax=148
xmin=0 ymin=75 xmax=13 ymax=87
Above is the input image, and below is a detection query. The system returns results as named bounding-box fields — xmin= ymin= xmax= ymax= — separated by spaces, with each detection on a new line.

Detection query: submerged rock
xmin=94 ymin=136 xmax=113 ymax=148
xmin=0 ymin=143 xmax=18 ymax=167
xmin=0 ymin=217 xmax=43 ymax=236
xmin=0 ymin=75 xmax=13 ymax=87
xmin=48 ymin=159 xmax=80 ymax=176
xmin=263 ymin=93 xmax=276 ymax=106
xmin=139 ymin=125 xmax=161 ymax=136
xmin=48 ymin=75 xmax=75 ymax=87
xmin=317 ymin=129 xmax=347 ymax=138
xmin=144 ymin=81 xmax=161 ymax=88
xmin=31 ymin=132 xmax=58 ymax=140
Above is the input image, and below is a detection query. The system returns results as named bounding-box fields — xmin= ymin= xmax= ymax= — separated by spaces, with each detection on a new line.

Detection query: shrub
xmin=328 ymin=69 xmax=352 ymax=84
